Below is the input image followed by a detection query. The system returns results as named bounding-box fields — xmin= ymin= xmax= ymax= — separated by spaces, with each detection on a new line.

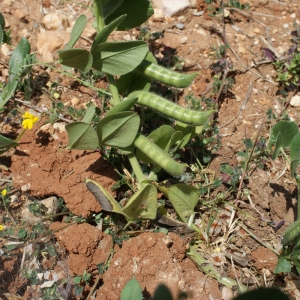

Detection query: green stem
xmin=280 ymin=148 xmax=291 ymax=165
xmin=297 ymin=181 xmax=300 ymax=220
xmin=187 ymin=245 xmax=248 ymax=293
xmin=15 ymin=129 xmax=26 ymax=143
xmin=93 ymin=0 xmax=121 ymax=106
xmin=127 ymin=152 xmax=146 ymax=189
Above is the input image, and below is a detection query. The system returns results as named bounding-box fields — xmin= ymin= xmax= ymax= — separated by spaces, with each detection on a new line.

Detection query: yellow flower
xmin=0 ymin=225 xmax=4 ymax=231
xmin=22 ymin=112 xmax=39 ymax=130
xmin=1 ymin=189 xmax=7 ymax=196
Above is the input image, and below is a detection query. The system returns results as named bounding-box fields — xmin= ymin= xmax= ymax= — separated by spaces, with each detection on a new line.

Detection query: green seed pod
xmin=135 ymin=60 xmax=198 ymax=88
xmin=129 ymin=91 xmax=214 ymax=126
xmin=134 ymin=134 xmax=187 ymax=176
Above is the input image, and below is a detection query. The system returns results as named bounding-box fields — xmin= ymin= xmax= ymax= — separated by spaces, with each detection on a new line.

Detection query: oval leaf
xmin=66 ymin=122 xmax=99 ymax=150
xmin=58 ymin=49 xmax=93 ymax=72
xmin=97 ymin=111 xmax=140 ymax=148
xmin=282 ymin=218 xmax=300 ymax=246
xmin=106 ymin=96 xmax=138 ymax=117
xmin=81 ymin=103 xmax=96 ymax=124
xmin=0 ymin=134 xmax=19 ymax=150
xmin=92 ymin=41 xmax=148 ymax=75
xmin=105 ymin=0 xmax=154 ymax=31
xmin=85 ymin=179 xmax=126 ymax=216
xmin=122 ymin=184 xmax=157 ymax=221
xmin=91 ymin=14 xmax=127 ymax=54
xmin=168 ymin=184 xmax=200 ymax=222
xmin=120 ymin=277 xmax=143 ymax=300
xmin=65 ymin=15 xmax=87 ymax=50
xmin=269 ymin=120 xmax=298 ymax=149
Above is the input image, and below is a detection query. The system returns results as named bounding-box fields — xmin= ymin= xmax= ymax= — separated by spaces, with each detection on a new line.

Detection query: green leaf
xmin=136 ymin=125 xmax=175 ymax=163
xmin=269 ymin=121 xmax=298 ymax=149
xmin=91 ymin=14 xmax=127 ymax=54
xmin=58 ymin=49 xmax=93 ymax=72
xmin=85 ymin=179 xmax=126 ymax=216
xmin=0 ymin=134 xmax=19 ymax=150
xmin=291 ymin=160 xmax=299 ymax=179
xmin=106 ymin=96 xmax=138 ymax=117
xmin=168 ymin=184 xmax=200 ymax=222
xmin=103 ymin=0 xmax=124 ymax=19
xmin=0 ymin=80 xmax=18 ymax=109
xmin=152 ymin=284 xmax=173 ymax=300
xmin=9 ymin=37 xmax=30 ymax=81
xmin=105 ymin=0 xmax=154 ymax=31
xmin=81 ymin=103 xmax=96 ymax=124
xmin=73 ymin=276 xmax=82 ymax=284
xmin=65 ymin=15 xmax=87 ymax=50
xmin=0 ymin=27 xmax=3 ymax=47
xmin=233 ymin=287 xmax=289 ymax=300
xmin=123 ymin=184 xmax=157 ymax=221
xmin=174 ymin=122 xmax=193 ymax=149
xmin=0 ymin=13 xmax=5 ymax=29
xmin=116 ymin=52 xmax=156 ymax=94
xmin=273 ymin=256 xmax=291 ymax=274
xmin=290 ymin=132 xmax=300 ymax=162
xmin=66 ymin=122 xmax=99 ymax=150
xmin=282 ymin=218 xmax=300 ymax=246
xmin=18 ymin=228 xmax=27 ymax=239
xmin=272 ymin=131 xmax=282 ymax=160
xmin=120 ymin=277 xmax=143 ymax=300
xmin=97 ymin=111 xmax=140 ymax=148
xmin=92 ymin=41 xmax=148 ymax=75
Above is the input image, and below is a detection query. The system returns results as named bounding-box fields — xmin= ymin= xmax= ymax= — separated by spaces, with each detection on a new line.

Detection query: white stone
xmin=151 ymin=0 xmax=190 ymax=16
xmin=180 ymin=36 xmax=188 ymax=44
xmin=123 ymin=34 xmax=136 ymax=41
xmin=42 ymin=12 xmax=69 ymax=30
xmin=15 ymin=8 xmax=26 ymax=19
xmin=40 ymin=281 xmax=55 ymax=289
xmin=196 ymin=28 xmax=207 ymax=36
xmin=1 ymin=43 xmax=11 ymax=57
xmin=283 ymin=23 xmax=289 ymax=29
xmin=290 ymin=95 xmax=300 ymax=107
xmin=291 ymin=13 xmax=296 ymax=18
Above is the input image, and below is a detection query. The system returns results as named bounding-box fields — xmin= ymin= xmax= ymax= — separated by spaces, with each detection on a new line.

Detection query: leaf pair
xmin=66 ymin=108 xmax=140 ymax=151
xmin=85 ymin=179 xmax=157 ymax=222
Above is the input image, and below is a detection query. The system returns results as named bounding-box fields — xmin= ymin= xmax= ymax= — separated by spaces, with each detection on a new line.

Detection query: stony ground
xmin=0 ymin=0 xmax=300 ymax=299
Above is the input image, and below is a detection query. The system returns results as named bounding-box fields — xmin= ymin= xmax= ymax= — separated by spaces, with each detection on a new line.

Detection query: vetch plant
xmin=55 ymin=0 xmax=214 ymax=226
xmin=268 ymin=120 xmax=300 ymax=273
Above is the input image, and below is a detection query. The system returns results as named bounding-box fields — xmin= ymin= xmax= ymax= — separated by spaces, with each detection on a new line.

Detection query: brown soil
xmin=0 ymin=0 xmax=300 ymax=299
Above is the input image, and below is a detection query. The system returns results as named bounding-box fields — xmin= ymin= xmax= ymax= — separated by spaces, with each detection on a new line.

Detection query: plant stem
xmin=15 ymin=129 xmax=26 ymax=143
xmin=187 ymin=245 xmax=247 ymax=293
xmin=93 ymin=0 xmax=121 ymax=106
xmin=127 ymin=152 xmax=146 ymax=189
xmin=297 ymin=181 xmax=300 ymax=220
xmin=280 ymin=148 xmax=291 ymax=165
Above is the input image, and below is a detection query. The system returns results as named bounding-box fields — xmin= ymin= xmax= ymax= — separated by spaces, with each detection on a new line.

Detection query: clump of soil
xmin=10 ymin=122 xmax=117 ymax=217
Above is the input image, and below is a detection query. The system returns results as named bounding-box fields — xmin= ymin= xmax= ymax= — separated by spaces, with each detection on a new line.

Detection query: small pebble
xmin=176 ymin=23 xmax=185 ymax=30
xmin=178 ymin=15 xmax=186 ymax=22
xmin=193 ymin=10 xmax=204 ymax=16
xmin=290 ymin=13 xmax=296 ymax=18
xmin=180 ymin=36 xmax=188 ymax=44
xmin=283 ymin=23 xmax=289 ymax=29
xmin=254 ymin=28 xmax=260 ymax=34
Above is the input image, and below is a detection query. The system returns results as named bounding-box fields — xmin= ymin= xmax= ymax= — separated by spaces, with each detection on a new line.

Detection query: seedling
xmin=268 ymin=120 xmax=300 ymax=273
xmin=54 ymin=0 xmax=214 ymax=226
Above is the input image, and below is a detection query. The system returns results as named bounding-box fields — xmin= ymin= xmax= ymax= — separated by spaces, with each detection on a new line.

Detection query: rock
xmin=175 ymin=23 xmax=185 ymax=30
xmin=152 ymin=8 xmax=164 ymax=21
xmin=15 ymin=8 xmax=26 ymax=19
xmin=151 ymin=0 xmax=190 ymax=16
xmin=42 ymin=12 xmax=69 ymax=30
xmin=196 ymin=28 xmax=207 ymax=36
xmin=180 ymin=36 xmax=188 ymax=44
xmin=123 ymin=34 xmax=136 ymax=41
xmin=36 ymin=30 xmax=70 ymax=61
xmin=290 ymin=95 xmax=300 ymax=107
xmin=1 ymin=43 xmax=11 ymax=57
xmin=20 ymin=196 xmax=59 ymax=223
xmin=177 ymin=15 xmax=186 ymax=22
